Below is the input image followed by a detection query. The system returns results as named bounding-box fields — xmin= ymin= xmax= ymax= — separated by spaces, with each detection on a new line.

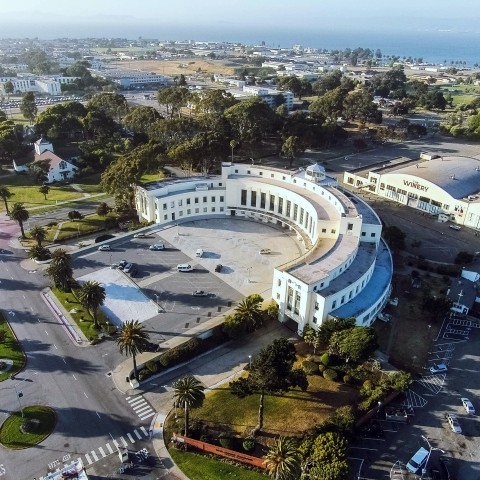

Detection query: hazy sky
xmin=1 ymin=0 xmax=478 ymax=35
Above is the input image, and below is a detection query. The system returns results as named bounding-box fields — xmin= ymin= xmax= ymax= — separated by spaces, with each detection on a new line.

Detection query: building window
xmin=219 ymin=183 xmax=222 ymax=187
xmin=341 ymin=295 xmax=345 ymax=304
xmin=277 ymin=279 xmax=281 ymax=286
xmin=163 ymin=214 xmax=168 ymax=220
xmin=170 ymin=201 xmax=175 ymax=208
xmin=178 ymin=199 xmax=182 ymax=206
xmin=314 ymin=302 xmax=319 ymax=310
xmin=247 ymin=170 xmax=251 ymax=174
xmin=271 ymin=174 xmax=274 ymax=178
xmin=299 ymin=208 xmax=304 ymax=224
xmin=195 ymin=197 xmax=199 ymax=204
xmin=211 ymin=196 xmax=216 ymax=202
xmin=220 ymin=207 xmax=224 ymax=212
xmin=286 ymin=201 xmax=291 ymax=216
xmin=163 ymin=203 xmax=167 ymax=209
xmin=220 ymin=196 xmax=224 ymax=202
xmin=371 ymin=232 xmax=376 ymax=237
xmin=251 ymin=191 xmax=257 ymax=207
xmin=361 ymin=231 xmax=366 ymax=237
xmin=269 ymin=195 xmax=275 ymax=211
xmin=179 ymin=211 xmax=183 ymax=217
xmin=259 ymin=171 xmax=263 ymax=176
xmin=195 ymin=208 xmax=199 ymax=214
xmin=235 ymin=169 xmax=238 ymax=173
xmin=287 ymin=287 xmax=293 ymax=310
xmin=312 ymin=317 xmax=317 ymax=324
xmin=293 ymin=204 xmax=298 ymax=221
xmin=331 ymin=229 xmax=336 ymax=234
xmin=276 ymin=293 xmax=280 ymax=300
xmin=187 ymin=209 xmax=191 ymax=215
xmin=187 ymin=198 xmax=191 ymax=205
xmin=347 ymin=223 xmax=353 ymax=231
xmin=260 ymin=192 xmax=266 ymax=209
xmin=241 ymin=189 xmax=247 ymax=206
xmin=211 ymin=207 xmax=216 ymax=212
xmin=203 ymin=196 xmax=207 ymax=203
xmin=278 ymin=197 xmax=284 ymax=215
xmin=332 ymin=300 xmax=337 ymax=309
xmin=203 ymin=207 xmax=208 ymax=213
xmin=322 ymin=228 xmax=327 ymax=233
xmin=294 ymin=292 xmax=301 ymax=314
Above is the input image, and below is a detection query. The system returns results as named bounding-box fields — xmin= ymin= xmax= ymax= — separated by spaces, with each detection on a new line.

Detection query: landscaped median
xmin=0 ymin=311 xmax=26 ymax=382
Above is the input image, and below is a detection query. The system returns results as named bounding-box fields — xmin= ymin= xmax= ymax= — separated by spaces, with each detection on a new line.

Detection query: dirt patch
xmin=374 ymin=272 xmax=447 ymax=374
xmin=109 ymin=58 xmax=237 ymax=77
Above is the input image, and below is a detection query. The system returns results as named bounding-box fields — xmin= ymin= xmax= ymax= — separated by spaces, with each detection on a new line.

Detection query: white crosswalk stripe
xmin=73 ymin=427 xmax=151 ymax=468
xmin=126 ymin=394 xmax=156 ymax=421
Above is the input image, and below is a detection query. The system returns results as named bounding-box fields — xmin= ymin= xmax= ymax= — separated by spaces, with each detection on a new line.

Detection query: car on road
xmin=118 ymin=260 xmax=128 ymax=270
xmin=192 ymin=290 xmax=208 ymax=297
xmin=259 ymin=248 xmax=271 ymax=254
xmin=446 ymin=413 xmax=462 ymax=433
xmin=98 ymin=244 xmax=111 ymax=251
xmin=133 ymin=232 xmax=148 ymax=238
xmin=215 ymin=264 xmax=223 ymax=272
xmin=461 ymin=397 xmax=475 ymax=414
xmin=449 ymin=225 xmax=461 ymax=231
xmin=149 ymin=243 xmax=165 ymax=251
xmin=177 ymin=263 xmax=193 ymax=272
xmin=430 ymin=363 xmax=448 ymax=374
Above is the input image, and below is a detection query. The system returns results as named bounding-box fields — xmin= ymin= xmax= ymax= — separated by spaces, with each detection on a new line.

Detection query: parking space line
xmin=98 ymin=446 xmax=106 ymax=458
xmin=106 ymin=443 xmax=114 ymax=454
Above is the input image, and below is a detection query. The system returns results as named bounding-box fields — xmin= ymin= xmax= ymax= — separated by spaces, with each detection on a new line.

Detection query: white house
xmin=13 ymin=137 xmax=78 ymax=183
xmin=135 ymin=163 xmax=393 ymax=332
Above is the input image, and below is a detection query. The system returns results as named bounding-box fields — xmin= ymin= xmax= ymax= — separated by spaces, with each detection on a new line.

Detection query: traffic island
xmin=0 ymin=405 xmax=56 ymax=449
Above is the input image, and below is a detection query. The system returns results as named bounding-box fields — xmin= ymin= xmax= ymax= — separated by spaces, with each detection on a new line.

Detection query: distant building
xmin=89 ymin=68 xmax=172 ymax=89
xmin=447 ymin=270 xmax=480 ymax=315
xmin=343 ymin=156 xmax=480 ymax=232
xmin=0 ymin=75 xmax=78 ymax=95
xmin=229 ymin=85 xmax=294 ymax=111
xmin=13 ymin=137 xmax=78 ymax=183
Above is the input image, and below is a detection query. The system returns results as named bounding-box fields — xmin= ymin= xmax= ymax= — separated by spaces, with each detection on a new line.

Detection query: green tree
xmin=116 ymin=320 xmax=150 ymax=381
xmin=383 ymin=225 xmax=406 ymax=250
xmin=302 ymin=325 xmax=321 ymax=354
xmin=29 ymin=225 xmax=46 ymax=247
xmin=318 ymin=317 xmax=355 ymax=345
xmin=0 ymin=185 xmax=14 ymax=214
xmin=454 ymin=251 xmax=474 ymax=265
xmin=281 ymin=135 xmax=302 ymax=167
xmin=312 ymin=70 xmax=343 ymax=97
xmin=230 ymin=338 xmax=308 ymax=434
xmin=421 ymin=295 xmax=452 ymax=321
xmin=28 ymin=244 xmax=50 ymax=261
xmin=234 ymin=294 xmax=264 ymax=333
xmin=96 ymin=202 xmax=111 ymax=216
xmin=328 ymin=326 xmax=377 ymax=363
xmin=193 ymin=89 xmax=237 ymax=115
xmin=307 ymin=432 xmax=349 ymax=480
xmin=46 ymin=248 xmax=73 ymax=291
xmin=123 ymin=106 xmax=162 ymax=138
xmin=78 ymin=280 xmax=106 ymax=329
xmin=309 ymin=87 xmax=345 ymax=125
xmin=4 ymin=81 xmax=13 ymax=99
xmin=20 ymin=92 xmax=38 ymax=124
xmin=264 ymin=436 xmax=301 ymax=480
xmin=39 ymin=184 xmax=50 ymax=200
xmin=172 ymin=375 xmax=206 ymax=436
xmin=87 ymin=92 xmax=128 ymax=123
xmin=29 ymin=159 xmax=50 ymax=184
xmin=9 ymin=202 xmax=29 ymax=238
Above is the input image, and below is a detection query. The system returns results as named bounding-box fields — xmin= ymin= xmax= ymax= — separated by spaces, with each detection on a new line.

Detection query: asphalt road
xmin=0 ymin=215 xmax=145 ymax=480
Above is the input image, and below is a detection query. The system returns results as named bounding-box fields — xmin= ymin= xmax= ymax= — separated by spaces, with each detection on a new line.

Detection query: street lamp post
xmin=248 ymin=355 xmax=252 ymax=369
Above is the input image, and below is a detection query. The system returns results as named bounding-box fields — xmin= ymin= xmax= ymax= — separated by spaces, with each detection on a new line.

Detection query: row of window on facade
xmin=158 ymin=206 xmax=225 ymax=221
xmin=159 ymin=195 xmax=225 ymax=210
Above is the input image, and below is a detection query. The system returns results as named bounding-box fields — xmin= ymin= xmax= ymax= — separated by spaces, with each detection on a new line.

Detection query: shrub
xmin=46 ymin=221 xmax=58 ymax=227
xmin=218 ymin=432 xmax=236 ymax=450
xmin=343 ymin=374 xmax=351 ymax=384
xmin=318 ymin=364 xmax=326 ymax=373
xmin=320 ymin=352 xmax=330 ymax=366
xmin=243 ymin=436 xmax=256 ymax=452
xmin=323 ymin=368 xmax=338 ymax=381
xmin=145 ymin=360 xmax=159 ymax=373
xmin=159 ymin=337 xmax=202 ymax=367
xmin=302 ymin=360 xmax=319 ymax=375
xmin=138 ymin=369 xmax=151 ymax=381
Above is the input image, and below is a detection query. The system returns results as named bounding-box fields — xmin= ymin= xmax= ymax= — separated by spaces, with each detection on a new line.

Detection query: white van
xmin=177 ymin=263 xmax=193 ymax=272
xmin=195 ymin=249 xmax=204 ymax=257
xmin=406 ymin=447 xmax=429 ymax=474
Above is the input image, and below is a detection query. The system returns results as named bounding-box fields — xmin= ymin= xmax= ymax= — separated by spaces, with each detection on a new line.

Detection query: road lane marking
xmin=134 ymin=429 xmax=142 ymax=440
xmin=127 ymin=433 xmax=135 ymax=443
xmin=96 ymin=411 xmax=100 ymax=418
xmin=45 ymin=330 xmax=49 ymax=335
xmin=90 ymin=450 xmax=98 ymax=462
xmin=135 ymin=405 xmax=151 ymax=415
xmin=53 ymin=344 xmax=58 ymax=349
xmin=62 ymin=358 xmax=66 ymax=363
xmin=139 ymin=411 xmax=155 ymax=420
xmin=106 ymin=443 xmax=114 ymax=454
xmin=98 ymin=447 xmax=106 ymax=458
xmin=72 ymin=374 xmax=77 ymax=380
xmin=84 ymin=392 xmax=88 ymax=398
xmin=84 ymin=453 xmax=92 ymax=465
xmin=140 ymin=426 xmax=148 ymax=436
xmin=120 ymin=436 xmax=128 ymax=447
xmin=113 ymin=440 xmax=120 ymax=449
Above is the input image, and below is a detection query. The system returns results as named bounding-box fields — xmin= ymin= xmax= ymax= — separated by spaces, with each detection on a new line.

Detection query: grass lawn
xmin=190 ymin=354 xmax=359 ymax=437
xmin=45 ymin=213 xmax=113 ymax=242
xmin=0 ymin=406 xmax=56 ymax=449
xmin=169 ymin=449 xmax=267 ymax=480
xmin=0 ymin=312 xmax=26 ymax=382
xmin=51 ymin=287 xmax=113 ymax=341
xmin=140 ymin=172 xmax=166 ymax=183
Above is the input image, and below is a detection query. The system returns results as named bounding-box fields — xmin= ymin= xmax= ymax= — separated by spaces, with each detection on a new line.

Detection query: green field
xmin=0 ymin=312 xmax=26 ymax=382
xmin=45 ymin=212 xmax=114 ymax=242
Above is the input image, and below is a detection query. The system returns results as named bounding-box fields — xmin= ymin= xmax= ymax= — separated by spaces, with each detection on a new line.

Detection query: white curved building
xmin=136 ymin=163 xmax=393 ymax=332
xmin=343 ymin=156 xmax=480 ymax=232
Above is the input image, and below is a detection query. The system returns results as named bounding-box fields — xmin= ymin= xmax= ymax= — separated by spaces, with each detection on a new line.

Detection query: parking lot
xmin=74 ymin=217 xmax=303 ymax=349
xmin=348 ymin=317 xmax=480 ymax=480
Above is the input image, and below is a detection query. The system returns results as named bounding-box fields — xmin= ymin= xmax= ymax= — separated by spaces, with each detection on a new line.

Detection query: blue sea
xmin=1 ymin=20 xmax=479 ymax=66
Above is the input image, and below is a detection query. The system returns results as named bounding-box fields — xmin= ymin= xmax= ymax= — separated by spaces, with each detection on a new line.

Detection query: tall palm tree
xmin=29 ymin=225 xmax=46 ymax=247
xmin=46 ymin=248 xmax=73 ymax=291
xmin=78 ymin=281 xmax=106 ymax=329
xmin=0 ymin=185 xmax=14 ymax=214
xmin=172 ymin=375 xmax=205 ymax=436
xmin=116 ymin=320 xmax=150 ymax=382
xmin=264 ymin=437 xmax=301 ymax=480
xmin=9 ymin=202 xmax=29 ymax=238
xmin=235 ymin=294 xmax=263 ymax=332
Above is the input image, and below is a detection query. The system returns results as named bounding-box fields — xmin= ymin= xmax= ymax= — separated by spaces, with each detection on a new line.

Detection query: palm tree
xmin=78 ymin=281 xmax=106 ymax=329
xmin=29 ymin=225 xmax=46 ymax=247
xmin=264 ymin=437 xmax=301 ymax=480
xmin=172 ymin=375 xmax=205 ymax=436
xmin=9 ymin=202 xmax=29 ymax=238
xmin=116 ymin=320 xmax=150 ymax=382
xmin=39 ymin=184 xmax=50 ymax=200
xmin=46 ymin=248 xmax=73 ymax=291
xmin=0 ymin=185 xmax=14 ymax=214
xmin=28 ymin=245 xmax=50 ymax=261
xmin=235 ymin=294 xmax=263 ymax=332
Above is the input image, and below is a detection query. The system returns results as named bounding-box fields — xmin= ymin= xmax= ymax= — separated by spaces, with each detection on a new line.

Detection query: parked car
xmin=133 ymin=232 xmax=148 ymax=238
xmin=123 ymin=263 xmax=134 ymax=274
xmin=430 ymin=363 xmax=448 ymax=374
xmin=446 ymin=413 xmax=462 ymax=433
xmin=192 ymin=290 xmax=208 ymax=297
xmin=215 ymin=264 xmax=223 ymax=272
xmin=149 ymin=243 xmax=165 ymax=251
xmin=98 ymin=245 xmax=111 ymax=251
xmin=449 ymin=225 xmax=461 ymax=231
xmin=118 ymin=260 xmax=128 ymax=270
xmin=110 ymin=263 xmax=119 ymax=269
xmin=461 ymin=397 xmax=475 ymax=414
xmin=259 ymin=248 xmax=271 ymax=254
xmin=406 ymin=447 xmax=429 ymax=474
